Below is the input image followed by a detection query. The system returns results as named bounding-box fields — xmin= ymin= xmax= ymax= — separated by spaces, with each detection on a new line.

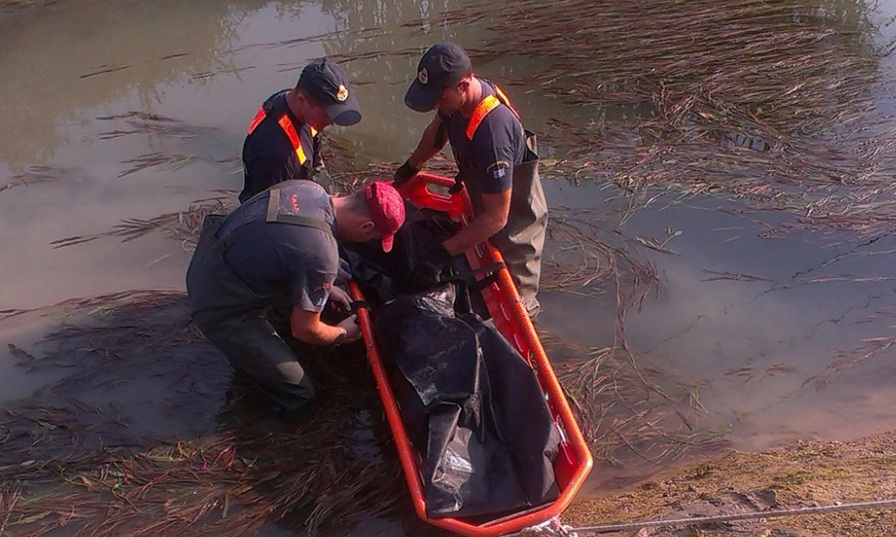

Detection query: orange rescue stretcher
xmin=347 ymin=172 xmax=593 ymax=537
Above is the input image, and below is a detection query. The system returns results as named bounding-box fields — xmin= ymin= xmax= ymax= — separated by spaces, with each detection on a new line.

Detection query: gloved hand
xmin=327 ymin=285 xmax=352 ymax=312
xmin=393 ymin=159 xmax=420 ymax=186
xmin=334 ymin=314 xmax=361 ymax=345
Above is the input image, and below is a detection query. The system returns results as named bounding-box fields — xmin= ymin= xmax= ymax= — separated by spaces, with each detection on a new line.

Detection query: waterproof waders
xmin=460 ymin=130 xmax=547 ymax=316
xmin=186 ymin=192 xmax=334 ymax=413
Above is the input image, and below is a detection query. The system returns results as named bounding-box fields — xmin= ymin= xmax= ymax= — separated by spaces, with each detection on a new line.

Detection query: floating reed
xmin=445 ymin=0 xmax=896 ymax=238
xmin=50 ymin=193 xmax=235 ymax=250
xmin=96 ymin=111 xmax=220 ymax=141
xmin=1 ymin=166 xmax=74 ymax=194
xmin=0 ymin=292 xmax=406 ymax=536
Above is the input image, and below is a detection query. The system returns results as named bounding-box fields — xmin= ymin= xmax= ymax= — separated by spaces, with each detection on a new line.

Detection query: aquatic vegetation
xmin=446 ymin=0 xmax=896 ymax=239
xmin=0 ymin=166 xmax=78 ymax=194
xmin=50 ymin=193 xmax=235 ymax=250
xmin=0 ymin=292 xmax=407 ymax=536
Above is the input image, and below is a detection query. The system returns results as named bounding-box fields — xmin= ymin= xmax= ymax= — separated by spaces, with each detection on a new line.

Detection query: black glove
xmin=393 ymin=159 xmax=420 ymax=186
xmin=434 ymin=111 xmax=451 ymax=148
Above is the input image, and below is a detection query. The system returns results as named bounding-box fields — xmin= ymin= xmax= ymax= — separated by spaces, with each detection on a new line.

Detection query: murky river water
xmin=3 ymin=0 xmax=896 ymax=534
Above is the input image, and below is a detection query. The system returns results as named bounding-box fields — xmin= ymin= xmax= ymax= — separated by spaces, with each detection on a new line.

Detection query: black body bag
xmin=344 ymin=205 xmax=560 ymax=518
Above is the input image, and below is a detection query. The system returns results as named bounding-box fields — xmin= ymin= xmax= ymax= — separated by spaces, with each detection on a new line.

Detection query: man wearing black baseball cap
xmin=240 ymin=58 xmax=361 ymax=203
xmin=394 ymin=43 xmax=548 ymax=317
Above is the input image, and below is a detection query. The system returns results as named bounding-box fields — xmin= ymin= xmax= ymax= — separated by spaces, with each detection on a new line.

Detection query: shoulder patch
xmin=310 ymin=281 xmax=332 ymax=310
xmin=486 ymin=159 xmax=511 ymax=181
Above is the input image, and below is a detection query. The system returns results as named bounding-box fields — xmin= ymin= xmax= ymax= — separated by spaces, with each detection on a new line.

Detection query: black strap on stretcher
xmin=450 ymin=261 xmax=505 ymax=292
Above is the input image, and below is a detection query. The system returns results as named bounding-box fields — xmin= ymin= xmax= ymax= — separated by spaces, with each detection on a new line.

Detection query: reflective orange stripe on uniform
xmin=465 ymin=84 xmax=521 ymax=140
xmin=465 ymin=95 xmax=500 ymax=140
xmin=247 ymin=105 xmax=266 ymax=135
xmin=277 ymin=115 xmax=306 ymax=165
xmin=492 ymin=84 xmax=521 ymax=119
xmin=246 ymin=106 xmax=308 ymax=165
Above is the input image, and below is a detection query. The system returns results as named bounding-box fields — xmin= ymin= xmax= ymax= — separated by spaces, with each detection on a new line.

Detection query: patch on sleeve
xmin=486 ymin=160 xmax=511 ymax=181
xmin=309 ymin=281 xmax=332 ymax=310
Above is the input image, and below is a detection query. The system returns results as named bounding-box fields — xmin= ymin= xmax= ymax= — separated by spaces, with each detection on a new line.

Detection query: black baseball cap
xmin=404 ymin=43 xmax=472 ymax=112
xmin=298 ymin=58 xmax=362 ymax=126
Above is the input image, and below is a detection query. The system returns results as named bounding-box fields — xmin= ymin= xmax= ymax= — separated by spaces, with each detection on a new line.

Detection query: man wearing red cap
xmin=240 ymin=58 xmax=362 ymax=203
xmin=394 ymin=43 xmax=547 ymax=316
xmin=186 ymin=180 xmax=404 ymax=414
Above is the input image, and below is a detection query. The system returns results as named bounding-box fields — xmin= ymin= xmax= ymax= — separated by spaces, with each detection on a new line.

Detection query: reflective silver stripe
xmin=266 ymin=188 xmax=281 ymax=222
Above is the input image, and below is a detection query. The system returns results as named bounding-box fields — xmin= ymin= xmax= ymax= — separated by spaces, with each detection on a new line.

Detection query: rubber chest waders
xmin=186 ymin=187 xmax=333 ymax=412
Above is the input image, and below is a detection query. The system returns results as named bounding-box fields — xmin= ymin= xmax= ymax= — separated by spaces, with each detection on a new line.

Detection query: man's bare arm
xmin=290 ymin=307 xmax=347 ymax=345
xmin=442 ymin=189 xmax=511 ymax=255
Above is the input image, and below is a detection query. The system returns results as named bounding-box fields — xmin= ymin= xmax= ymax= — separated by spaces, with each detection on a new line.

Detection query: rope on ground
xmin=511 ymin=498 xmax=896 ymax=536
xmin=518 ymin=517 xmax=579 ymax=537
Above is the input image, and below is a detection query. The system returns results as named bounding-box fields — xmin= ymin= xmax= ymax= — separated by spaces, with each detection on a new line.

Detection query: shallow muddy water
xmin=3 ymin=0 xmax=896 ymax=534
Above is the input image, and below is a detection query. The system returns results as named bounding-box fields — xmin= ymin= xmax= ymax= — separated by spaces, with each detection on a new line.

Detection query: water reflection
xmin=0 ymin=0 xmax=267 ymax=170
xmin=543 ymin=179 xmax=896 ymax=491
xmin=2 ymin=0 xmax=896 ymax=533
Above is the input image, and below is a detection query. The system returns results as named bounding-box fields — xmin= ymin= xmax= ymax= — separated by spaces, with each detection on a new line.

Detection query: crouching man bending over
xmin=186 ymin=180 xmax=405 ymax=414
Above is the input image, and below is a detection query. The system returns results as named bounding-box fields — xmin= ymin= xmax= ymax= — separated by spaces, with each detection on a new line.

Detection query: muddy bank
xmin=565 ymin=430 xmax=896 ymax=536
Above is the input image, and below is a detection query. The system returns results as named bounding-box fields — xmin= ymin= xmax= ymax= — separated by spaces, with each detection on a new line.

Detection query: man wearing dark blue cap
xmin=240 ymin=58 xmax=361 ymax=203
xmin=394 ymin=43 xmax=547 ymax=316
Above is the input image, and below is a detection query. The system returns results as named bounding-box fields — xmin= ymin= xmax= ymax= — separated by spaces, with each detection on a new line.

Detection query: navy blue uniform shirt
xmin=221 ymin=181 xmax=338 ymax=313
xmin=240 ymin=90 xmax=321 ymax=203
xmin=446 ymin=79 xmax=526 ymax=193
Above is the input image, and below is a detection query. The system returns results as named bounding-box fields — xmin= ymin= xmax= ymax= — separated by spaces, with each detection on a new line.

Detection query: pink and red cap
xmin=364 ymin=181 xmax=405 ymax=253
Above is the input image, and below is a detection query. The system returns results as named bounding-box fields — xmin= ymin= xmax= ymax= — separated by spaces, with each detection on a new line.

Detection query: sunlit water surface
xmin=3 ymin=0 xmax=896 ymax=533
